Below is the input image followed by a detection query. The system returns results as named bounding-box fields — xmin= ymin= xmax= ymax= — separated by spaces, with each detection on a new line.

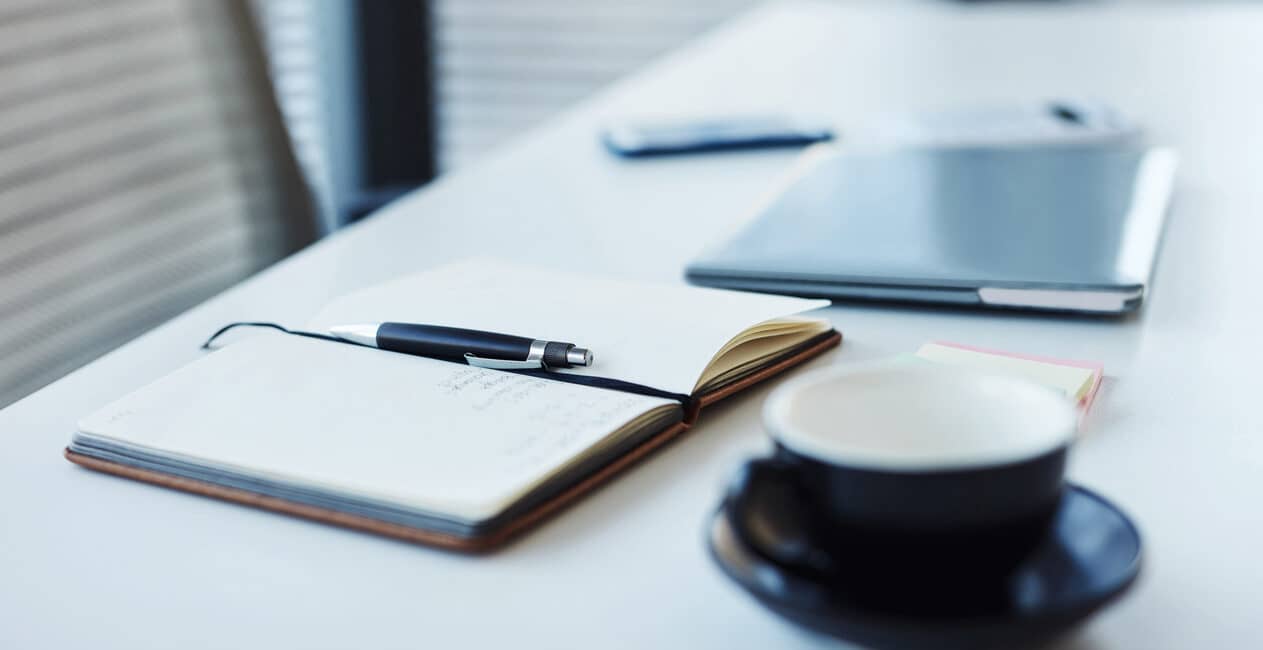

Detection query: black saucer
xmin=707 ymin=478 xmax=1141 ymax=649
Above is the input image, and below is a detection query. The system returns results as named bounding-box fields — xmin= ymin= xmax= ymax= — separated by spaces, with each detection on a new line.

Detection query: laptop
xmin=686 ymin=145 xmax=1177 ymax=314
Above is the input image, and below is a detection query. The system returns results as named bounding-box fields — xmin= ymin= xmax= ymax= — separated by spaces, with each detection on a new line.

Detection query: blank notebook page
xmin=76 ymin=334 xmax=677 ymax=522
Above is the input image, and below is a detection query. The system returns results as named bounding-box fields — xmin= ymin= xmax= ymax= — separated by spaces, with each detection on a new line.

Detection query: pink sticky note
xmin=925 ymin=340 xmax=1105 ymax=422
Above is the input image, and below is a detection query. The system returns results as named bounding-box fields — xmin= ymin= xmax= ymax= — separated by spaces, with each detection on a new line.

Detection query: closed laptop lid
xmin=688 ymin=145 xmax=1177 ymax=304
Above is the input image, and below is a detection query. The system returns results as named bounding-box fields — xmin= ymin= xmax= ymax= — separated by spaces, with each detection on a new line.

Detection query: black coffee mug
xmin=730 ymin=363 xmax=1078 ymax=592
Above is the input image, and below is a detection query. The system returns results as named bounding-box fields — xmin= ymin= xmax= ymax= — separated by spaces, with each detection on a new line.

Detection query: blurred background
xmin=0 ymin=0 xmax=1215 ymax=406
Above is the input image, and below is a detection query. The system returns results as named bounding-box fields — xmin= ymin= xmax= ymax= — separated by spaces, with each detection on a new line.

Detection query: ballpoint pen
xmin=327 ymin=322 xmax=594 ymax=370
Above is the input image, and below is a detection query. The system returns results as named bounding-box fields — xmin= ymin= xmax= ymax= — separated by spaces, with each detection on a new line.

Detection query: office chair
xmin=0 ymin=0 xmax=317 ymax=407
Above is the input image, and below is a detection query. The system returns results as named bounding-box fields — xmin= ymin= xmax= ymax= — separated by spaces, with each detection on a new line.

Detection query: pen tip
xmin=328 ymin=323 xmax=380 ymax=347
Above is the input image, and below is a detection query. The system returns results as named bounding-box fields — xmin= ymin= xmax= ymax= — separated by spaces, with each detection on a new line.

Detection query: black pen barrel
xmin=376 ymin=322 xmax=533 ymax=363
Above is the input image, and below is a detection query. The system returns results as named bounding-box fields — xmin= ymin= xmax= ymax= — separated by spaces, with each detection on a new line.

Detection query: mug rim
xmin=763 ymin=361 xmax=1078 ymax=473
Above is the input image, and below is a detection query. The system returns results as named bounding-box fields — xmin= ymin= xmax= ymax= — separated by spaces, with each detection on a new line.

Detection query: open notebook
xmin=67 ymin=259 xmax=838 ymax=551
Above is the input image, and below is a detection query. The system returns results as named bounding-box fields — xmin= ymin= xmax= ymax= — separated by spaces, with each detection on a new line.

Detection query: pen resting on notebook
xmin=329 ymin=322 xmax=593 ymax=370
xmin=68 ymin=259 xmax=839 ymax=550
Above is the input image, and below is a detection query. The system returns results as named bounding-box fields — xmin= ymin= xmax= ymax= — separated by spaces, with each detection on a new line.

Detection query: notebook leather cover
xmin=65 ymin=330 xmax=840 ymax=553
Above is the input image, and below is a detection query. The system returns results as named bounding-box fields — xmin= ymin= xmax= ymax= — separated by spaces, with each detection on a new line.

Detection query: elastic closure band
xmin=201 ymin=322 xmax=696 ymax=413
xmin=201 ymin=322 xmax=346 ymax=348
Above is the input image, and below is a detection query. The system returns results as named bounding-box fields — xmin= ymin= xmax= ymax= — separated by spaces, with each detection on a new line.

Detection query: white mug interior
xmin=764 ymin=362 xmax=1078 ymax=472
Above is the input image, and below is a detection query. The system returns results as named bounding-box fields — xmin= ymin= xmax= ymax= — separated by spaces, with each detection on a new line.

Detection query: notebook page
xmin=305 ymin=259 xmax=830 ymax=395
xmin=76 ymin=334 xmax=678 ymax=521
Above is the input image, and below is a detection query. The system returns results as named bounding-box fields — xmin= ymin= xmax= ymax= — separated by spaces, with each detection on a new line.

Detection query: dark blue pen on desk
xmin=327 ymin=322 xmax=594 ymax=370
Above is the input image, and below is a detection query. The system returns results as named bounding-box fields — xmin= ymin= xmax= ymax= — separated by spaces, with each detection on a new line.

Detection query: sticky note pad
xmin=913 ymin=342 xmax=1104 ymax=414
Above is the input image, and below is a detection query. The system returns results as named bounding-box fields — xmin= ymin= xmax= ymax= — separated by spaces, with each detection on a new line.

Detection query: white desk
xmin=3 ymin=2 xmax=1261 ymax=647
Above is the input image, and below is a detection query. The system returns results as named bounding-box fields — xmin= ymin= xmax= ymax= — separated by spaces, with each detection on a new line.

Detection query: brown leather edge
xmin=693 ymin=329 xmax=841 ymax=416
xmin=64 ymin=330 xmax=841 ymax=553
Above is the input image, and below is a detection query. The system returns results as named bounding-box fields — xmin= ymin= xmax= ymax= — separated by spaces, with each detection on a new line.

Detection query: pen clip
xmin=464 ymin=353 xmax=544 ymax=370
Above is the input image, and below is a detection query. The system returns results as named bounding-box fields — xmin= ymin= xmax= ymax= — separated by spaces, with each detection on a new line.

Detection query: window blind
xmin=432 ymin=0 xmax=758 ymax=170
xmin=252 ymin=0 xmax=337 ymax=227
xmin=0 ymin=0 xmax=313 ymax=407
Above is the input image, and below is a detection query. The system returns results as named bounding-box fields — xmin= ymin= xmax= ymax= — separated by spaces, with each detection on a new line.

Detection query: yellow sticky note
xmin=914 ymin=342 xmax=1099 ymax=403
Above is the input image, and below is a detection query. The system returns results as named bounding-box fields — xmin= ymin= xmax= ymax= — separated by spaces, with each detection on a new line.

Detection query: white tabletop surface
xmin=3 ymin=2 xmax=1261 ymax=648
